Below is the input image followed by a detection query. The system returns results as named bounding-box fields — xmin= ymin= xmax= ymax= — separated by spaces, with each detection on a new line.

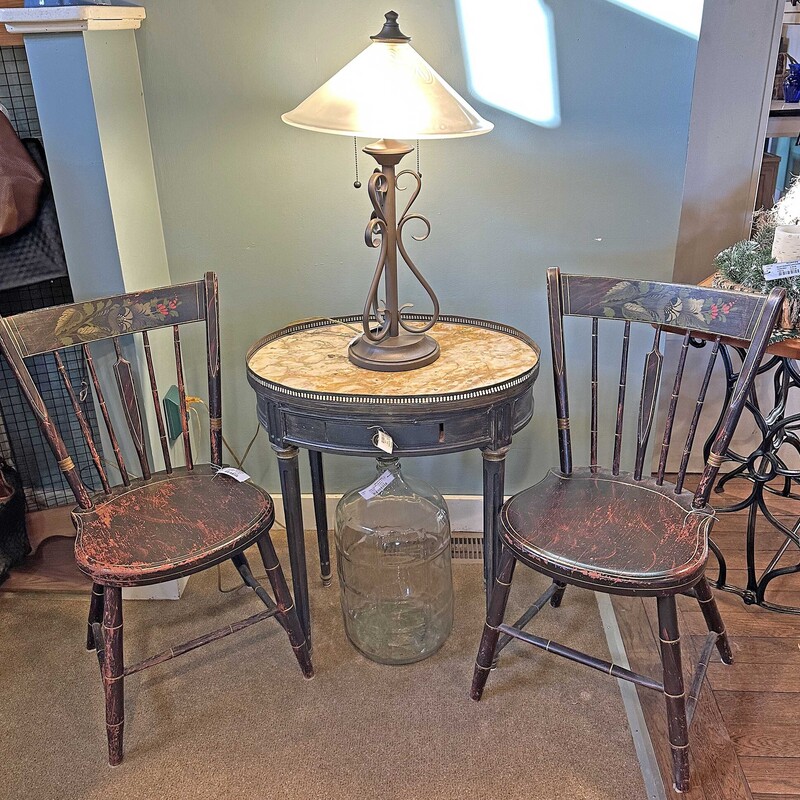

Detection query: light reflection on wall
xmin=603 ymin=0 xmax=703 ymax=39
xmin=456 ymin=0 xmax=561 ymax=129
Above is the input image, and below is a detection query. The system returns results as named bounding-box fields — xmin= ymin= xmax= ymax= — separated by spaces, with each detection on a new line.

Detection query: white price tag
xmin=763 ymin=260 xmax=800 ymax=280
xmin=359 ymin=470 xmax=395 ymax=499
xmin=375 ymin=430 xmax=394 ymax=453
xmin=216 ymin=466 xmax=251 ymax=482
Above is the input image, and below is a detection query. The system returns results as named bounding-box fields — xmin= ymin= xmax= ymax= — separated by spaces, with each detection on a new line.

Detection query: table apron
xmin=255 ymin=391 xmax=534 ymax=457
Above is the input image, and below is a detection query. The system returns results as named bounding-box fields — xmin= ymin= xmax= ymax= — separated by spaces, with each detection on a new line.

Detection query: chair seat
xmin=500 ymin=467 xmax=713 ymax=595
xmin=73 ymin=465 xmax=274 ymax=586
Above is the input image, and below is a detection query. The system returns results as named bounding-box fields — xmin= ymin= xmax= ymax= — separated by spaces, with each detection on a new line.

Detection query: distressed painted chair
xmin=470 ymin=268 xmax=784 ymax=793
xmin=0 ymin=273 xmax=313 ymax=765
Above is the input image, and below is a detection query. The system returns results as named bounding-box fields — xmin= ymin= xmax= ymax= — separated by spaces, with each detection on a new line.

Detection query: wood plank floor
xmin=614 ymin=475 xmax=800 ymax=799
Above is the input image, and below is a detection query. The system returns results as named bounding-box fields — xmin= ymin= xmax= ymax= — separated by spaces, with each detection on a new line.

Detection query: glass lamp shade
xmin=282 ymin=39 xmax=493 ymax=140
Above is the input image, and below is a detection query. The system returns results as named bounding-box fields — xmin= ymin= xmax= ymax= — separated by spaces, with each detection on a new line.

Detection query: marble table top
xmin=247 ymin=317 xmax=540 ymax=399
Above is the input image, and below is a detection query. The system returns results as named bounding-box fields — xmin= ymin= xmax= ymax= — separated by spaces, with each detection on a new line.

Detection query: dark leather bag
xmin=0 ymin=458 xmax=30 ymax=584
xmin=0 ymin=112 xmax=44 ymax=238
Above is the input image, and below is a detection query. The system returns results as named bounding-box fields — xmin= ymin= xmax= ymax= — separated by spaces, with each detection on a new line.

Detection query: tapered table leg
xmin=308 ymin=450 xmax=332 ymax=587
xmin=273 ymin=444 xmax=311 ymax=647
xmin=482 ymin=446 xmax=510 ymax=613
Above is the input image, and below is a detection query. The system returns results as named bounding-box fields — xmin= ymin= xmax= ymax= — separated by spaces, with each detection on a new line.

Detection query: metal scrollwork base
xmin=703 ymin=343 xmax=800 ymax=613
xmin=347 ymin=139 xmax=441 ymax=372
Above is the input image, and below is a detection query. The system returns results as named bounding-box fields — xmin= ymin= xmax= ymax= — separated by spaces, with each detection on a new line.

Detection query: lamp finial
xmin=371 ymin=10 xmax=411 ymax=42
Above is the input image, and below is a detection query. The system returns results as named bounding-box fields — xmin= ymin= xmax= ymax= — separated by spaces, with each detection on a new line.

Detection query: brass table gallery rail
xmin=246 ymin=314 xmax=540 ymax=646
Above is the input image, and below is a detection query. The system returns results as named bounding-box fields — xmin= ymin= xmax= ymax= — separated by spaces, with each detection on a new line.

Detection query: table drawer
xmin=280 ymin=409 xmax=496 ymax=455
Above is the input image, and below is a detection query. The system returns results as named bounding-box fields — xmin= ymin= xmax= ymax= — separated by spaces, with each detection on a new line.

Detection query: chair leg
xmin=86 ymin=582 xmax=104 ymax=650
xmin=102 ymin=586 xmax=124 ymax=766
xmin=231 ymin=552 xmax=289 ymax=634
xmin=471 ymin=547 xmax=516 ymax=701
xmin=693 ymin=576 xmax=733 ymax=665
xmin=550 ymin=580 xmax=567 ymax=608
xmin=657 ymin=595 xmax=689 ymax=793
xmin=256 ymin=532 xmax=314 ymax=679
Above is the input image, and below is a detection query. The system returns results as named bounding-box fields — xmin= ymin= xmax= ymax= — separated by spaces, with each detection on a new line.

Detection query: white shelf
xmin=0 ymin=5 xmax=145 ymax=34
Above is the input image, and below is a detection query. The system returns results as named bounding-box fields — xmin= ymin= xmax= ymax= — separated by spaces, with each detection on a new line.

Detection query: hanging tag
xmin=359 ymin=469 xmax=395 ymax=499
xmin=216 ymin=466 xmax=251 ymax=482
xmin=375 ymin=430 xmax=394 ymax=453
xmin=763 ymin=260 xmax=800 ymax=280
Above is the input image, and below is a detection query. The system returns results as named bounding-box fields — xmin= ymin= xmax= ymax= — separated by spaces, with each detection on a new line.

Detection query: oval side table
xmin=246 ymin=314 xmax=540 ymax=647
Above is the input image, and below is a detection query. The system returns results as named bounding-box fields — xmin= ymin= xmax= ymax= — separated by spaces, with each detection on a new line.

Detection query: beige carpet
xmin=0 ymin=541 xmax=646 ymax=800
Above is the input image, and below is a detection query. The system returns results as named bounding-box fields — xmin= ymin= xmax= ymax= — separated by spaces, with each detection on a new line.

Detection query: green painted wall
xmin=135 ymin=0 xmax=700 ymax=495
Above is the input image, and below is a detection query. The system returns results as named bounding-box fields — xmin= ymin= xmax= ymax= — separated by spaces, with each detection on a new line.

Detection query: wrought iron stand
xmin=706 ymin=340 xmax=800 ymax=613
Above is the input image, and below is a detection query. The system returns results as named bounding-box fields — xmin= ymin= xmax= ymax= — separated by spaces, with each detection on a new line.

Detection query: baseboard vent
xmin=450 ymin=533 xmax=484 ymax=561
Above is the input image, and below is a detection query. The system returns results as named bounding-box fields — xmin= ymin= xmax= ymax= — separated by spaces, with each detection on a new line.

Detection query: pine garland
xmin=714 ymin=205 xmax=800 ymax=304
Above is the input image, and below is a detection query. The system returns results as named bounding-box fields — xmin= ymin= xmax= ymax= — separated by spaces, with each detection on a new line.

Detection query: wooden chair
xmin=0 ymin=273 xmax=313 ymax=765
xmin=471 ymin=269 xmax=784 ymax=793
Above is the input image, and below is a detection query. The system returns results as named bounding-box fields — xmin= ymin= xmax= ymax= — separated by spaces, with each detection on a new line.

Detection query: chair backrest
xmin=0 ymin=273 xmax=221 ymax=511
xmin=546 ymin=267 xmax=784 ymax=508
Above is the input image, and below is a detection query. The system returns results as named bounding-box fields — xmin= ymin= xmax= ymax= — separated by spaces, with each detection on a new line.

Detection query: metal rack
xmin=0 ymin=44 xmax=102 ymax=510
xmin=0 ymin=45 xmax=39 ymax=138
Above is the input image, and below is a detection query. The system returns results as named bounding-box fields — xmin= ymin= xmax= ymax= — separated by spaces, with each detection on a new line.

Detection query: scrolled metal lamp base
xmin=348 ymin=138 xmax=441 ymax=372
xmin=348 ymin=330 xmax=440 ymax=372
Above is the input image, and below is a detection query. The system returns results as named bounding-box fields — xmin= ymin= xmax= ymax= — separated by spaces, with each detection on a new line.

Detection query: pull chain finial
xmin=353 ymin=137 xmax=361 ymax=189
xmin=416 ymin=140 xmax=421 ymax=178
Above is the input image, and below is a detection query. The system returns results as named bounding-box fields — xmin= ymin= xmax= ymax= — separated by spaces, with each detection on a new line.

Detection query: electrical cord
xmin=320 ymin=316 xmax=361 ymax=335
xmin=188 ymin=396 xmax=261 ymax=471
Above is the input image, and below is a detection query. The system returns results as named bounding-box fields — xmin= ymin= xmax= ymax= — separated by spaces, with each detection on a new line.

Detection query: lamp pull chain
xmin=353 ymin=137 xmax=361 ymax=189
xmin=416 ymin=140 xmax=421 ymax=178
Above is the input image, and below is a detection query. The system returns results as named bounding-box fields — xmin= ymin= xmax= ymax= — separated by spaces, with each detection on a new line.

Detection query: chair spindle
xmin=656 ymin=331 xmax=691 ymax=486
xmin=112 ymin=337 xmax=151 ymax=481
xmin=547 ymin=267 xmax=571 ymax=474
xmin=141 ymin=331 xmax=172 ymax=475
xmin=173 ymin=326 xmax=194 ymax=470
xmin=612 ymin=320 xmax=631 ymax=476
xmin=633 ymin=326 xmax=663 ymax=481
xmin=83 ymin=344 xmax=131 ymax=487
xmin=590 ymin=318 xmax=598 ymax=472
xmin=0 ymin=320 xmax=93 ymax=509
xmin=53 ymin=351 xmax=111 ymax=495
xmin=204 ymin=273 xmax=223 ymax=468
xmin=675 ymin=337 xmax=720 ymax=493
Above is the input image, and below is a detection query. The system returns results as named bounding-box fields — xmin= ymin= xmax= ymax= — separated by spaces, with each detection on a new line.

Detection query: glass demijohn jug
xmin=335 ymin=457 xmax=454 ymax=665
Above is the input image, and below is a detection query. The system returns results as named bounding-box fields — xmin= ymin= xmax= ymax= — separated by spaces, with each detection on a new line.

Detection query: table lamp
xmin=282 ymin=10 xmax=493 ymax=371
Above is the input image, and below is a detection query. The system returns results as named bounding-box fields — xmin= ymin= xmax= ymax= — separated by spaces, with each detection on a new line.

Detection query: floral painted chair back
xmin=0 ymin=274 xmax=221 ymax=510
xmin=546 ymin=267 xmax=784 ymax=508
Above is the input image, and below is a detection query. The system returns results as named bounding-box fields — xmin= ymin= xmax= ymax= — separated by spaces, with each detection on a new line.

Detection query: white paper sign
xmin=762 ymin=260 xmax=800 ymax=280
xmin=359 ymin=470 xmax=395 ymax=499
xmin=216 ymin=466 xmax=251 ymax=482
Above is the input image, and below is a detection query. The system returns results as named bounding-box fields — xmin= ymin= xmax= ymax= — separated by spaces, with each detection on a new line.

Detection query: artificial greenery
xmin=714 ymin=211 xmax=800 ymax=304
